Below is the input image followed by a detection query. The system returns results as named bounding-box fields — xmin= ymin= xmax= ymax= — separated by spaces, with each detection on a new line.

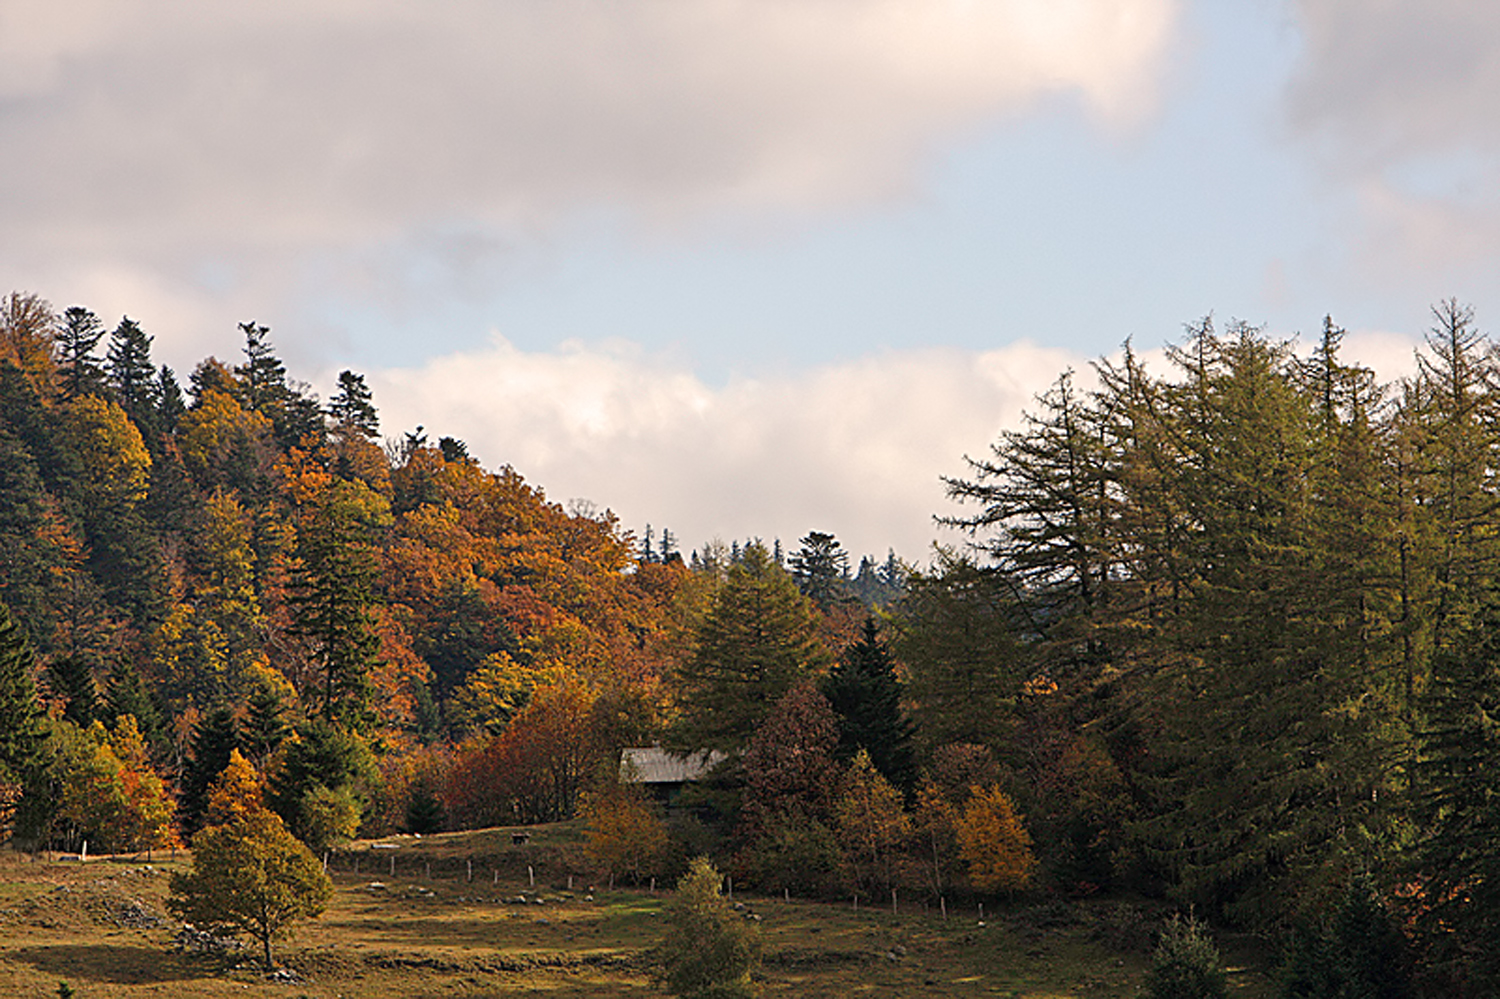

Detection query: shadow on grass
xmin=8 ymin=942 xmax=215 ymax=984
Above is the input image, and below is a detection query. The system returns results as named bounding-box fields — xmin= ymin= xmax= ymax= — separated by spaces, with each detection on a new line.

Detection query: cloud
xmin=0 ymin=1 xmax=1176 ymax=348
xmin=367 ymin=336 xmax=1084 ymax=563
xmin=1286 ymin=1 xmax=1500 ymax=274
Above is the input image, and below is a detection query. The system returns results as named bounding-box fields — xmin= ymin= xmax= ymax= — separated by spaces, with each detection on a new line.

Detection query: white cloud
xmin=0 ymin=1 xmax=1177 ymax=357
xmin=367 ymin=336 xmax=1083 ymax=564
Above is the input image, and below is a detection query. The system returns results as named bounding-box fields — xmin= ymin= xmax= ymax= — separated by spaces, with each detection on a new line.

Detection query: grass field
xmin=0 ymin=825 xmax=1276 ymax=998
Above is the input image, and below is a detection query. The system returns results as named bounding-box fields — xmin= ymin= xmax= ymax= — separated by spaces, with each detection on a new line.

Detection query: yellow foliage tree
xmin=203 ymin=749 xmax=266 ymax=827
xmin=834 ymin=749 xmax=911 ymax=893
xmin=955 ymin=784 xmax=1036 ymax=894
xmin=169 ymin=807 xmax=332 ymax=969
xmin=65 ymin=394 xmax=151 ymax=511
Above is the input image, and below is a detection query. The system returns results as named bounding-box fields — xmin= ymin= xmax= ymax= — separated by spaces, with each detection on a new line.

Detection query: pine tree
xmin=789 ymin=531 xmax=850 ymax=609
xmin=328 ymin=370 xmax=378 ymax=439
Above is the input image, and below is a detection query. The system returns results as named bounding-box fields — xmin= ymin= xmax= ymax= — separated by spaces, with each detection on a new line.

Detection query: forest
xmin=2 ymin=288 xmax=1499 ymax=994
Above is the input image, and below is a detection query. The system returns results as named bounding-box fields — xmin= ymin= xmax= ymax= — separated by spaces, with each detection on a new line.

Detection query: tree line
xmin=2 ymin=288 xmax=1499 ymax=993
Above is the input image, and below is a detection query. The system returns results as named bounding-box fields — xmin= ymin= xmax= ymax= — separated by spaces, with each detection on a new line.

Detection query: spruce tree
xmin=46 ymin=654 xmax=99 ymax=727
xmin=181 ymin=706 xmax=240 ymax=834
xmin=105 ymin=659 xmax=167 ymax=760
xmin=823 ymin=617 xmax=916 ymax=793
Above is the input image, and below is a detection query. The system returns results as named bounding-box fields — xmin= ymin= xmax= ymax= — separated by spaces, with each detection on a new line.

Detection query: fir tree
xmin=290 ymin=479 xmax=389 ymax=728
xmin=55 ymin=307 xmax=106 ymax=401
xmin=106 ymin=316 xmax=159 ymax=434
xmin=242 ymin=680 xmax=291 ymax=768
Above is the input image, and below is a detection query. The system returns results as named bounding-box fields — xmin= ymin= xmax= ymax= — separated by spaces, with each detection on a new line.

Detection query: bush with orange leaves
xmin=954 ymin=784 xmax=1036 ymax=894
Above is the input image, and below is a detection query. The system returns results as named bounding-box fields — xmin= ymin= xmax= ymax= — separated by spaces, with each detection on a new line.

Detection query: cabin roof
xmin=620 ymin=746 xmax=726 ymax=784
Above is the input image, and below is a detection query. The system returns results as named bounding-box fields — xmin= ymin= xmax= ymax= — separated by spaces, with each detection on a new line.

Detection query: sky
xmin=6 ymin=1 xmax=1500 ymax=565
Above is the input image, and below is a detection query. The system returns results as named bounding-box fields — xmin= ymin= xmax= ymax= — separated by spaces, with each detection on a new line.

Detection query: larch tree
xmin=672 ymin=542 xmax=831 ymax=753
xmin=955 ymin=784 xmax=1036 ymax=894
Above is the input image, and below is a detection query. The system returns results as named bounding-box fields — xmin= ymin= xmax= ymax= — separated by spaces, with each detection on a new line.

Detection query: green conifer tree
xmin=823 ymin=617 xmax=916 ymax=793
xmin=671 ymin=542 xmax=831 ymax=753
xmin=0 ymin=602 xmax=52 ymax=843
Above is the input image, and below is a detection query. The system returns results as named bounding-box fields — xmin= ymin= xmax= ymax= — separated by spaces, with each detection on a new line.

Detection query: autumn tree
xmin=169 ymin=806 xmax=333 ymax=969
xmin=50 ymin=717 xmax=176 ymax=854
xmin=834 ymin=749 xmax=910 ymax=894
xmin=659 ymin=856 xmax=761 ymax=999
xmin=740 ymin=681 xmax=841 ymax=835
xmin=0 ymin=292 xmax=58 ymax=396
xmin=955 ymin=784 xmax=1036 ymax=894
xmin=203 ymin=749 xmax=267 ymax=826
xmin=582 ymin=770 xmax=669 ymax=885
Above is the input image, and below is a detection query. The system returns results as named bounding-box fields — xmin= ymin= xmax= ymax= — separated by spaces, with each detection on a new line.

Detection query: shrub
xmin=1279 ymin=876 xmax=1415 ymax=999
xmin=1145 ymin=912 xmax=1227 ymax=999
xmin=659 ymin=856 xmax=761 ymax=999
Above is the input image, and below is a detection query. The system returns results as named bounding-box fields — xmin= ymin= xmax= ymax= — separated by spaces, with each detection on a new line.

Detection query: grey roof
xmin=620 ymin=746 xmax=726 ymax=784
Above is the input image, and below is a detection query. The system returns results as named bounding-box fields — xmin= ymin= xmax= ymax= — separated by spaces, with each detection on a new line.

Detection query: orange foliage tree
xmin=955 ymin=784 xmax=1036 ymax=894
xmin=444 ymin=677 xmax=603 ymax=827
